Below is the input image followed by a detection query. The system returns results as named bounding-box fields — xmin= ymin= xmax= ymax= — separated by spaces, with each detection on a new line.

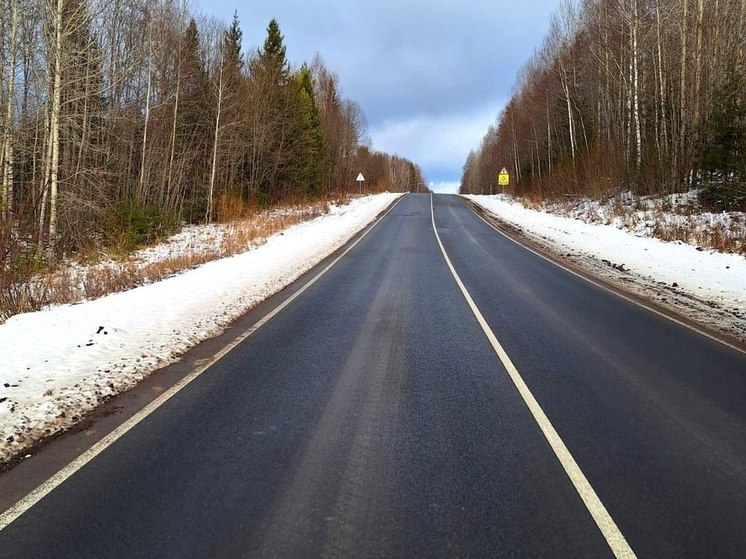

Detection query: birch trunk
xmin=679 ymin=0 xmax=689 ymax=167
xmin=712 ymin=0 xmax=720 ymax=72
xmin=138 ymin=24 xmax=153 ymax=205
xmin=38 ymin=111 xmax=51 ymax=246
xmin=48 ymin=0 xmax=64 ymax=260
xmin=75 ymin=48 xmax=92 ymax=184
xmin=207 ymin=53 xmax=224 ymax=223
xmin=166 ymin=61 xmax=181 ymax=210
xmin=562 ymin=69 xmax=576 ymax=161
xmin=2 ymin=0 xmax=18 ymax=218
xmin=692 ymin=0 xmax=705 ymax=143
xmin=533 ymin=120 xmax=542 ymax=181
xmin=511 ymin=110 xmax=521 ymax=184
xmin=632 ymin=0 xmax=642 ymax=169
xmin=655 ymin=0 xmax=668 ymax=156
xmin=626 ymin=49 xmax=633 ymax=162
xmin=547 ymin=99 xmax=552 ymax=171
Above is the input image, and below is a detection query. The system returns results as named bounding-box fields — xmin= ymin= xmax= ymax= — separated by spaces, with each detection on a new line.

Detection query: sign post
xmin=356 ymin=172 xmax=365 ymax=196
xmin=498 ymin=167 xmax=510 ymax=194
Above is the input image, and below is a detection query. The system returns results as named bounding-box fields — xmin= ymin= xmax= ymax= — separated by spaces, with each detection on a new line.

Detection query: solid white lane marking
xmin=462 ymin=196 xmax=745 ymax=356
xmin=430 ymin=194 xmax=637 ymax=559
xmin=0 ymin=195 xmax=407 ymax=532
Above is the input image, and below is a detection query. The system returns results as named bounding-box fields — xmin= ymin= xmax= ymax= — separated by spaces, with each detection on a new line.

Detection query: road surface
xmin=0 ymin=193 xmax=744 ymax=558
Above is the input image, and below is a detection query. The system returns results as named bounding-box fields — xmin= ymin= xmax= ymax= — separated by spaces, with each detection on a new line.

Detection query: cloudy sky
xmin=193 ymin=1 xmax=562 ymax=192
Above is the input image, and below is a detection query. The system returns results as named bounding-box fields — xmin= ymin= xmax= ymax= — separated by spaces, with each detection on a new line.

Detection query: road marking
xmin=0 ymin=194 xmax=407 ymax=532
xmin=462 ymin=196 xmax=746 ymax=356
xmin=430 ymin=194 xmax=637 ymax=559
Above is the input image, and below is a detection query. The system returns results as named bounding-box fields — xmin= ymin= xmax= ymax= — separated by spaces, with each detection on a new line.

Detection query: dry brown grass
xmin=650 ymin=218 xmax=745 ymax=255
xmin=1 ymin=200 xmax=330 ymax=323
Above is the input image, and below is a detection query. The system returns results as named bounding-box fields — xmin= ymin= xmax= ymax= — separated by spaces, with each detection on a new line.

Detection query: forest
xmin=460 ymin=0 xmax=745 ymax=211
xmin=0 ymin=0 xmax=426 ymax=266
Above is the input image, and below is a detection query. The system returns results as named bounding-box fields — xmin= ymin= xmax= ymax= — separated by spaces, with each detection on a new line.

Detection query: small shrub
xmin=0 ymin=223 xmax=50 ymax=321
xmin=698 ymin=182 xmax=746 ymax=212
xmin=111 ymin=203 xmax=180 ymax=252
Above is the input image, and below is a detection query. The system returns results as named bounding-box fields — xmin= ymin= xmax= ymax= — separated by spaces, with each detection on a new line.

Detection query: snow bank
xmin=0 ymin=193 xmax=402 ymax=462
xmin=532 ymin=190 xmax=746 ymax=253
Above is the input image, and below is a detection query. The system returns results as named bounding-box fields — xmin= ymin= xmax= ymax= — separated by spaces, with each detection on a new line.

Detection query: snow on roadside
xmin=529 ymin=190 xmax=745 ymax=254
xmin=465 ymin=194 xmax=746 ymax=340
xmin=0 ymin=193 xmax=402 ymax=463
xmin=130 ymin=205 xmax=324 ymax=265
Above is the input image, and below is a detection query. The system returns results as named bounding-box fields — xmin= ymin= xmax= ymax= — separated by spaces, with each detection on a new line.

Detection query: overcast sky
xmin=193 ymin=0 xmax=562 ymax=192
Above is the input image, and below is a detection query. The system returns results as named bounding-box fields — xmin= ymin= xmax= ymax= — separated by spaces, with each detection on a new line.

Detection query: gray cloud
xmin=371 ymin=101 xmax=507 ymax=183
xmin=195 ymin=0 xmax=561 ymax=191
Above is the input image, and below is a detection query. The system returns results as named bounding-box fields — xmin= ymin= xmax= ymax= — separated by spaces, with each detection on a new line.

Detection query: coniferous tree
xmin=247 ymin=18 xmax=292 ymax=204
xmin=223 ymin=12 xmax=243 ymax=73
xmin=291 ymin=64 xmax=325 ymax=197
xmin=259 ymin=19 xmax=290 ymax=86
xmin=176 ymin=18 xmax=210 ymax=220
xmin=700 ymin=62 xmax=746 ymax=209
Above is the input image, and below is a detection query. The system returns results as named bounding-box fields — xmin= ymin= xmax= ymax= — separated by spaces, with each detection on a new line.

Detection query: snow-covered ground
xmin=130 ymin=205 xmax=326 ymax=265
xmin=36 ymin=204 xmax=331 ymax=311
xmin=0 ymin=193 xmax=401 ymax=463
xmin=465 ymin=194 xmax=746 ymax=342
xmin=528 ymin=189 xmax=745 ymax=254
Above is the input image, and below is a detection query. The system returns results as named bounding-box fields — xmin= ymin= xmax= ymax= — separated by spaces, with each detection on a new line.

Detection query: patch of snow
xmin=0 ymin=194 xmax=402 ymax=463
xmin=526 ymin=190 xmax=745 ymax=253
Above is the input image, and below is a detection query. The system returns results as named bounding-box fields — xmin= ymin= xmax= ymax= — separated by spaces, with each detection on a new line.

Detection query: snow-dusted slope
xmin=0 ymin=193 xmax=402 ymax=463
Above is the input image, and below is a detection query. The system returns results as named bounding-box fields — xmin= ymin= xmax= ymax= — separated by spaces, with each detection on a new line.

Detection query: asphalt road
xmin=1 ymin=193 xmax=744 ymax=558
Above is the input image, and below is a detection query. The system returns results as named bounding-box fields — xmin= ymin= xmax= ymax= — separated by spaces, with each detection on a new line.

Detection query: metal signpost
xmin=356 ymin=173 xmax=365 ymax=195
xmin=498 ymin=167 xmax=510 ymax=194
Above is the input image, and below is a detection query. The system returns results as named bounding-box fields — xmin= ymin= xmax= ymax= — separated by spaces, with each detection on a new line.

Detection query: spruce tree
xmin=292 ymin=64 xmax=325 ymax=197
xmin=258 ymin=19 xmax=289 ymax=86
xmin=179 ymin=18 xmax=211 ymax=219
xmin=247 ymin=19 xmax=292 ymax=203
xmin=700 ymin=62 xmax=746 ymax=210
xmin=224 ymin=12 xmax=243 ymax=74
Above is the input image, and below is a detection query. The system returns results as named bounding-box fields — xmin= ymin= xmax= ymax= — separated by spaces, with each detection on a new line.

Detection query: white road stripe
xmin=0 ymin=194 xmax=407 ymax=532
xmin=462 ymin=196 xmax=745 ymax=356
xmin=430 ymin=194 xmax=637 ymax=559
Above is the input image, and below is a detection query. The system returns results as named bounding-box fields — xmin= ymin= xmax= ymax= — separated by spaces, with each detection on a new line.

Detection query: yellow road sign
xmin=498 ymin=167 xmax=510 ymax=187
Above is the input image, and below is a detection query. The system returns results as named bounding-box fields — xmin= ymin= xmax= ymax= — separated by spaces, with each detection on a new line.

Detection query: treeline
xmin=460 ymin=0 xmax=746 ymax=210
xmin=0 ymin=0 xmax=426 ymax=261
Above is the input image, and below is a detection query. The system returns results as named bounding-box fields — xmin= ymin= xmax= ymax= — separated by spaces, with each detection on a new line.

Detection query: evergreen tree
xmin=247 ymin=19 xmax=293 ymax=203
xmin=292 ymin=64 xmax=325 ymax=197
xmin=179 ymin=18 xmax=211 ymax=219
xmin=215 ymin=11 xmax=247 ymax=210
xmin=700 ymin=62 xmax=746 ymax=210
xmin=258 ymin=19 xmax=289 ymax=86
xmin=223 ymin=11 xmax=243 ymax=74
xmin=182 ymin=19 xmax=208 ymax=100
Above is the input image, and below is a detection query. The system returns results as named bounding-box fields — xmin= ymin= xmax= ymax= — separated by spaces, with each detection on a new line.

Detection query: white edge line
xmin=0 ymin=194 xmax=407 ymax=532
xmin=430 ymin=194 xmax=637 ymax=559
xmin=461 ymin=196 xmax=745 ymax=356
